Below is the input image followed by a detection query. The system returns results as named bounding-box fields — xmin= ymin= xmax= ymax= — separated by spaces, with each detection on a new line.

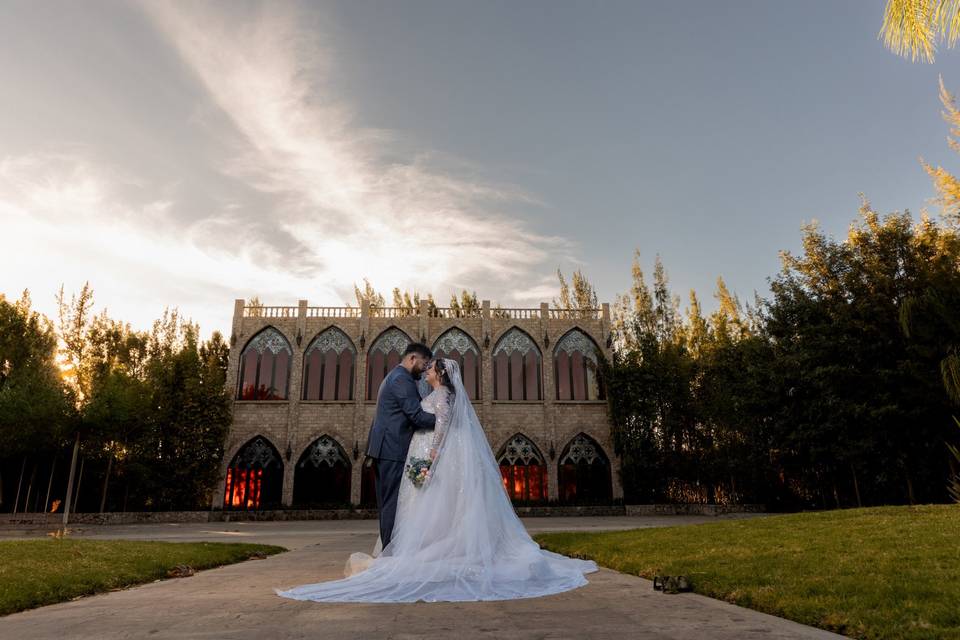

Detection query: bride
xmin=274 ymin=357 xmax=598 ymax=603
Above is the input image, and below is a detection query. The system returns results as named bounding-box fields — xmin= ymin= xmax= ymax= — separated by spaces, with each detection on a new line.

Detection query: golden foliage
xmin=449 ymin=290 xmax=481 ymax=315
xmin=924 ymin=161 xmax=960 ymax=218
xmin=352 ymin=278 xmax=385 ymax=308
xmin=880 ymin=0 xmax=960 ymax=62
xmin=921 ymin=77 xmax=960 ymax=222
xmin=920 ymin=77 xmax=960 ymax=219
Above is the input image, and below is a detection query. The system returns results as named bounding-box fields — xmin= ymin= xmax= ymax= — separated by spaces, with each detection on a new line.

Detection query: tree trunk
xmin=906 ymin=474 xmax=916 ymax=505
xmin=832 ymin=481 xmax=840 ymax=509
xmin=122 ymin=482 xmax=129 ymax=513
xmin=73 ymin=457 xmax=85 ymax=511
xmin=24 ymin=462 xmax=37 ymax=514
xmin=814 ymin=469 xmax=826 ymax=509
xmin=44 ymin=457 xmax=57 ymax=513
xmin=61 ymin=433 xmax=80 ymax=528
xmin=851 ymin=464 xmax=862 ymax=508
xmin=0 ymin=468 xmax=4 ymax=506
xmin=99 ymin=456 xmax=113 ymax=514
xmin=12 ymin=457 xmax=26 ymax=515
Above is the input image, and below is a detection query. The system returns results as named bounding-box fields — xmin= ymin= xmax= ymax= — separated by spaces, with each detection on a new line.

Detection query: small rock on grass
xmin=167 ymin=564 xmax=196 ymax=578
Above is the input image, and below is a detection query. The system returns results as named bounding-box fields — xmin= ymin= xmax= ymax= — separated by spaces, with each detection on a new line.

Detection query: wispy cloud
xmin=143 ymin=2 xmax=571 ymax=302
xmin=2 ymin=3 xmax=573 ymax=337
xmin=1 ymin=152 xmax=337 ymax=334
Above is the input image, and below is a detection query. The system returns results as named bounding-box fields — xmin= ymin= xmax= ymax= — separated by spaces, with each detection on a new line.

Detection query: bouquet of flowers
xmin=405 ymin=456 xmax=432 ymax=488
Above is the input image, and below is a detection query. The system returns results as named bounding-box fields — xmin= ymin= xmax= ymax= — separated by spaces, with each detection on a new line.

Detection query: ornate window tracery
xmin=366 ymin=328 xmax=412 ymax=400
xmin=554 ymin=330 xmax=604 ymax=401
xmin=223 ymin=436 xmax=283 ymax=509
xmin=303 ymin=328 xmax=355 ymax=400
xmin=497 ymin=434 xmax=547 ymax=502
xmin=238 ymin=327 xmax=292 ymax=400
xmin=293 ymin=435 xmax=351 ymax=506
xmin=492 ymin=328 xmax=542 ymax=400
xmin=432 ymin=328 xmax=480 ymax=400
xmin=558 ymin=433 xmax=612 ymax=503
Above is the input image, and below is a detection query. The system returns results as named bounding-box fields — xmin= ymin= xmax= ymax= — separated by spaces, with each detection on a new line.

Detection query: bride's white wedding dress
xmin=274 ymin=359 xmax=598 ymax=603
xmin=345 ymin=384 xmax=452 ymax=571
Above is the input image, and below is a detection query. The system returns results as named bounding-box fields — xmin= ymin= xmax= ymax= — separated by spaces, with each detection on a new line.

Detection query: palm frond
xmin=947 ymin=417 xmax=960 ymax=503
xmin=881 ymin=0 xmax=938 ymax=62
xmin=933 ymin=0 xmax=960 ymax=47
xmin=941 ymin=351 xmax=960 ymax=403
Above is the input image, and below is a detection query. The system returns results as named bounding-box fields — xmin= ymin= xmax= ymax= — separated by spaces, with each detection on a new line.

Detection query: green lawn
xmin=0 ymin=538 xmax=286 ymax=615
xmin=535 ymin=505 xmax=960 ymax=640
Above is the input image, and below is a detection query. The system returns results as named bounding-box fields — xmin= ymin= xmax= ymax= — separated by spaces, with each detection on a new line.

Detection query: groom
xmin=365 ymin=342 xmax=436 ymax=547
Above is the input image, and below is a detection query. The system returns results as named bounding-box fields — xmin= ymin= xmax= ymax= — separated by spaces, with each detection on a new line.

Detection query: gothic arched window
xmin=554 ymin=329 xmax=604 ymax=401
xmin=223 ymin=436 xmax=284 ymax=510
xmin=432 ymin=328 xmax=480 ymax=400
xmin=293 ymin=436 xmax=351 ymax=506
xmin=366 ymin=328 xmax=412 ymax=400
xmin=497 ymin=434 xmax=548 ymax=502
xmin=303 ymin=328 xmax=356 ymax=401
xmin=492 ymin=328 xmax=542 ymax=401
xmin=237 ymin=327 xmax=292 ymax=400
xmin=558 ymin=433 xmax=612 ymax=504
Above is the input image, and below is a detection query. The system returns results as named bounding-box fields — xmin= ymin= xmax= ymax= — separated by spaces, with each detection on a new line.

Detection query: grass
xmin=535 ymin=505 xmax=960 ymax=640
xmin=0 ymin=538 xmax=286 ymax=615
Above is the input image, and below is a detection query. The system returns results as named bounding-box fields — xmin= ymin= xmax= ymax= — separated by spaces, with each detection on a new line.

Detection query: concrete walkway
xmin=0 ymin=516 xmax=842 ymax=639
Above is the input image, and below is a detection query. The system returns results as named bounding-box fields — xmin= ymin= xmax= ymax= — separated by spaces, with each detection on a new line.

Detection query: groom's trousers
xmin=374 ymin=458 xmax=405 ymax=547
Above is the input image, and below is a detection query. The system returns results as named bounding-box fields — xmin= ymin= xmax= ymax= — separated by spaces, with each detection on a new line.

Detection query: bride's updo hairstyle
xmin=431 ymin=358 xmax=456 ymax=397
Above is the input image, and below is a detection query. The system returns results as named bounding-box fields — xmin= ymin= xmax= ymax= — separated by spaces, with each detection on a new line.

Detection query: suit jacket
xmin=366 ymin=365 xmax=437 ymax=462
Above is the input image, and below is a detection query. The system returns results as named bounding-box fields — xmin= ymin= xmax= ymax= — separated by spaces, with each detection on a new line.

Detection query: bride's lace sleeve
xmin=431 ymin=390 xmax=452 ymax=451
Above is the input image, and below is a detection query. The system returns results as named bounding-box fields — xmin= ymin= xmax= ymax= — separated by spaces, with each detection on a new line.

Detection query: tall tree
xmin=245 ymin=296 xmax=265 ymax=317
xmin=137 ymin=310 xmax=231 ymax=510
xmin=82 ymin=313 xmax=150 ymax=512
xmin=682 ymin=290 xmax=709 ymax=359
xmin=554 ymin=268 xmax=599 ymax=315
xmin=612 ymin=250 xmax=657 ymax=349
xmin=54 ymin=282 xmax=98 ymax=524
xmin=651 ymin=256 xmax=682 ymax=345
xmin=55 ymin=282 xmax=96 ymax=404
xmin=0 ymin=291 xmax=74 ymax=511
xmin=766 ymin=199 xmax=960 ymax=505
xmin=391 ymin=288 xmax=437 ymax=317
xmin=604 ymin=256 xmax=707 ymax=502
xmin=710 ymin=276 xmax=748 ymax=344
xmin=449 ymin=290 xmax=481 ymax=316
xmin=353 ymin=279 xmax=385 ymax=309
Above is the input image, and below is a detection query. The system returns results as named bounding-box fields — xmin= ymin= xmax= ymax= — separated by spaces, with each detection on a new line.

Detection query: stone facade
xmin=213 ymin=299 xmax=622 ymax=509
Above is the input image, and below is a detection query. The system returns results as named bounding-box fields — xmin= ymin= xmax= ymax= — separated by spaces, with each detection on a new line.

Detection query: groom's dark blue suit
xmin=366 ymin=364 xmax=436 ymax=547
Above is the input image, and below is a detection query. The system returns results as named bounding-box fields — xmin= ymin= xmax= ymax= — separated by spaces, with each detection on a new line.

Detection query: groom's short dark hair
xmin=403 ymin=343 xmax=432 ymax=360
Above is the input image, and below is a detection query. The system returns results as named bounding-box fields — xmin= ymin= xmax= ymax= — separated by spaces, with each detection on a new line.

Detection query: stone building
xmin=213 ymin=298 xmax=622 ymax=510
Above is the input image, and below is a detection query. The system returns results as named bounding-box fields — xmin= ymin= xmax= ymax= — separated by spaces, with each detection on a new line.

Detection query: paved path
xmin=0 ymin=516 xmax=842 ymax=639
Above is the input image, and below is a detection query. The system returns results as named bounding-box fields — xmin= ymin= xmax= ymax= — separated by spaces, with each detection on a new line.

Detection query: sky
xmin=2 ymin=1 xmax=959 ymax=338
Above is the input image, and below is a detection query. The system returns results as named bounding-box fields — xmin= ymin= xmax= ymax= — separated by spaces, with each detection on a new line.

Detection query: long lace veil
xmin=274 ymin=358 xmax=597 ymax=602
